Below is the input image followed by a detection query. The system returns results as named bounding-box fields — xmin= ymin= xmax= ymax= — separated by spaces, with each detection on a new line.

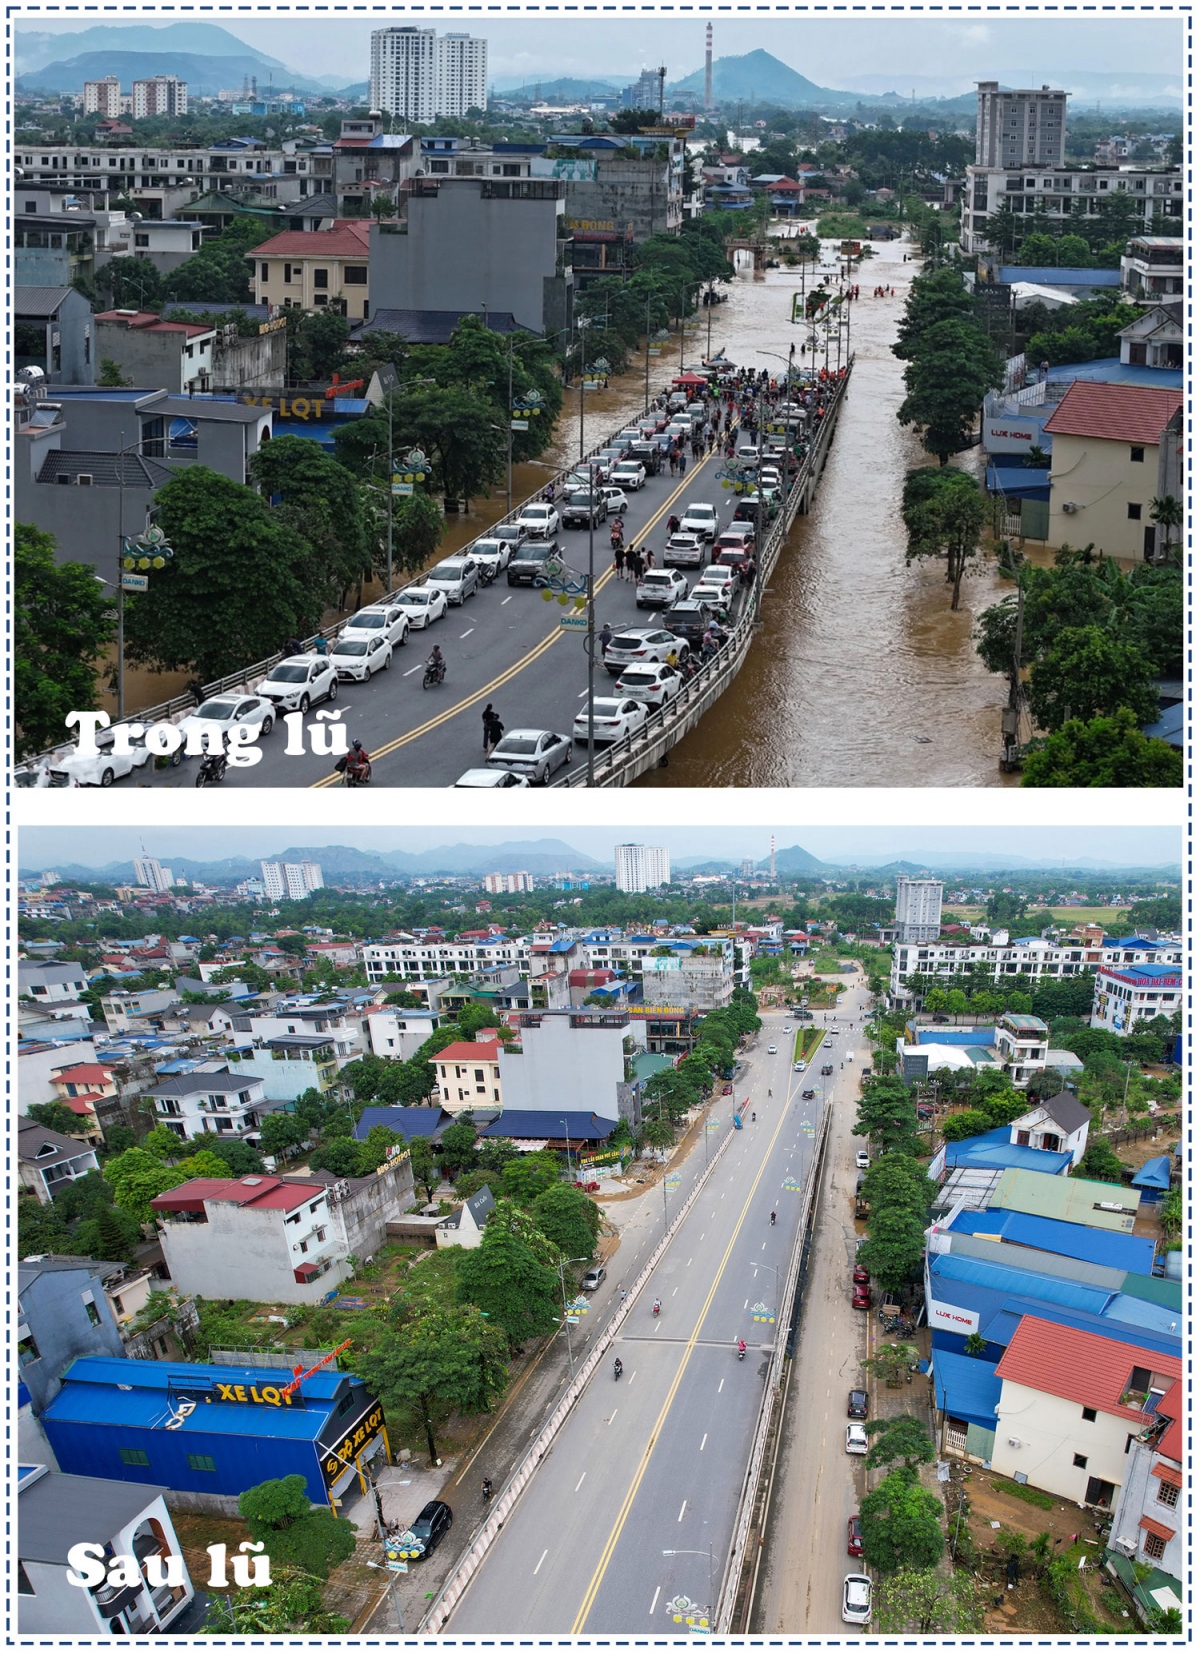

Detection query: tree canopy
xmin=15 ymin=523 xmax=115 ymax=759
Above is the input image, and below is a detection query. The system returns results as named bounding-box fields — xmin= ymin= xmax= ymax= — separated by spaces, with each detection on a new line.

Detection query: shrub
xmin=994 ymin=1479 xmax=1054 ymax=1510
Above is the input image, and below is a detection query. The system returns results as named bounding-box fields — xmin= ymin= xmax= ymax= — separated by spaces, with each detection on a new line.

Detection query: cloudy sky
xmin=19 ymin=826 xmax=1181 ymax=869
xmin=27 ymin=15 xmax=1184 ymax=89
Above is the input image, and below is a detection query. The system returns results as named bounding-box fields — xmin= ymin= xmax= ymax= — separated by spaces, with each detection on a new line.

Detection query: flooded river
xmin=631 ymin=237 xmax=1018 ymax=789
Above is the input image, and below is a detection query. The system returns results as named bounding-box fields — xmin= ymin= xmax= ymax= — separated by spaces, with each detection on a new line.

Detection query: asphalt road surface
xmin=444 ymin=1009 xmax=860 ymax=1634
xmin=754 ymin=972 xmax=878 ymax=1634
xmin=114 ymin=435 xmax=758 ymax=791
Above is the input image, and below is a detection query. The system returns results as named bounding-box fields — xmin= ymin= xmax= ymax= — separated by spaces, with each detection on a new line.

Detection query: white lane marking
xmin=678 ymin=1499 xmax=688 ymax=1523
xmin=718 ymin=1379 xmax=724 ymax=1394
xmin=534 ymin=1549 xmax=548 ymax=1576
xmin=608 ymin=1410 xmax=618 ymax=1425
xmin=628 ymin=1370 xmax=636 ymax=1385
xmin=501 ymin=594 xmax=513 ymax=605
xmin=575 ymin=1472 xmax=587 ymax=1492
xmin=744 ymin=1299 xmax=748 ymax=1309
xmin=650 ymin=1586 xmax=661 ymax=1617
xmin=403 ymin=664 xmax=423 ymax=676
xmin=700 ymin=1433 xmax=708 ymax=1452
xmin=578 ymin=688 xmax=589 ymax=697
xmin=672 ymin=1286 xmax=678 ymax=1296
xmin=687 ymin=1257 xmax=692 ymax=1266
xmin=762 ymin=1241 xmax=766 ymax=1251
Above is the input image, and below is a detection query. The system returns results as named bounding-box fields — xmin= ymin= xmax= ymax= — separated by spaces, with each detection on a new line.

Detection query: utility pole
xmin=587 ymin=458 xmax=597 ymax=784
xmin=506 ymin=332 xmax=514 ymax=515
xmin=385 ymin=392 xmax=394 ymax=594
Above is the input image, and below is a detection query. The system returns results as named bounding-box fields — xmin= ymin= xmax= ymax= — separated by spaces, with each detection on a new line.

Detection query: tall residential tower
xmin=614 ymin=844 xmax=671 ymax=893
xmin=894 ymin=877 xmax=943 ymax=945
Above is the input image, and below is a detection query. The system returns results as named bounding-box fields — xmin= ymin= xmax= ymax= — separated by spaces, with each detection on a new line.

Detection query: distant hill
xmin=492 ymin=75 xmax=623 ymax=98
xmin=761 ymin=844 xmax=830 ymax=875
xmin=846 ymin=69 xmax=1183 ymax=108
xmin=15 ymin=22 xmax=288 ymax=75
xmin=18 ymin=50 xmax=326 ymax=97
xmin=672 ymin=50 xmax=857 ymax=109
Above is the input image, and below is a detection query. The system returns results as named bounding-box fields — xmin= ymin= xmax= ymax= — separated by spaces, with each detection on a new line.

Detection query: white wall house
xmin=151 ymin=1175 xmax=349 ymax=1303
xmin=1008 ymin=1092 xmax=1091 ymax=1166
xmin=1091 ymin=965 xmax=1182 ymax=1036
xmin=144 ymin=1068 xmax=269 ymax=1141
xmin=435 ymin=1037 xmax=503 ymax=1113
xmin=1107 ymin=1379 xmax=1183 ymax=1587
xmin=498 ymin=1011 xmax=627 ymax=1120
xmin=992 ymin=1012 xmax=1050 ymax=1084
xmin=366 ymin=1008 xmax=442 ymax=1061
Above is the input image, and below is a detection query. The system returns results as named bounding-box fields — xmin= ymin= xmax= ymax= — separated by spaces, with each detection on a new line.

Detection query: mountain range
xmin=15 ymin=22 xmax=353 ymax=96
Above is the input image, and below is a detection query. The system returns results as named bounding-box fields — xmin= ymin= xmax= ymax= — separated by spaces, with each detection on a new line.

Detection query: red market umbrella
xmin=672 ymin=371 xmax=708 ymax=387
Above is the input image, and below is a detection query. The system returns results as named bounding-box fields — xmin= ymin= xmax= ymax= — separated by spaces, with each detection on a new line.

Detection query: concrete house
xmin=1106 ymin=1378 xmax=1182 ymax=1615
xmin=992 ymin=1011 xmax=1050 ymax=1084
xmin=18 ymin=1258 xmax=127 ymax=1414
xmin=498 ymin=1009 xmax=629 ymax=1122
xmin=1008 ymin=1091 xmax=1091 ymax=1165
xmin=14 ymin=286 xmax=94 ymax=384
xmin=1118 ymin=301 xmax=1183 ymax=370
xmin=144 ymin=1067 xmax=269 ymax=1142
xmin=247 ymin=220 xmax=371 ymax=318
xmin=436 ymin=1185 xmax=496 ymax=1250
xmin=18 ymin=1122 xmax=101 ymax=1205
xmin=94 ymin=310 xmax=216 ymax=395
xmin=1043 ymin=381 xmax=1184 ymax=562
xmin=1091 ymin=963 xmax=1182 ymax=1036
xmin=435 ymin=1035 xmax=504 ymax=1112
xmin=992 ymin=1316 xmax=1181 ymax=1508
xmin=20 ymin=960 xmax=90 ymax=1004
xmin=151 ymin=1175 xmax=349 ymax=1303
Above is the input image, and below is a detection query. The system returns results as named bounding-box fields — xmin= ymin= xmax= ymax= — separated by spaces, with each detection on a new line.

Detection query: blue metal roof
xmin=932 ymin=1349 xmax=1002 ymax=1431
xmin=999 ymin=266 xmax=1122 ymax=286
xmin=988 ymin=464 xmax=1051 ymax=500
xmin=946 ymin=1207 xmax=1156 ymax=1273
xmin=480 ymin=1110 xmax=617 ymax=1141
xmin=1045 ymin=357 xmax=1183 ymax=390
xmin=353 ymin=1106 xmax=449 ymax=1142
xmin=930 ymin=1253 xmax=1111 ymax=1315
xmin=942 ymin=1130 xmax=1073 ymax=1177
xmin=1131 ymin=1155 xmax=1172 ymax=1191
xmin=980 ymin=1296 xmax=1182 ymax=1358
xmin=1102 ymin=1293 xmax=1182 ymax=1335
xmin=1142 ymin=704 xmax=1183 ymax=747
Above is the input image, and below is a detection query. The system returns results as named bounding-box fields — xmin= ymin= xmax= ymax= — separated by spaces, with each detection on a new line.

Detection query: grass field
xmin=943 ymin=905 xmax=1126 ymax=929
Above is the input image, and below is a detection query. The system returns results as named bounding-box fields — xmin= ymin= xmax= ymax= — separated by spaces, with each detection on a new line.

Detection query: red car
xmin=847 ymin=1515 xmax=863 ymax=1558
xmin=852 ymin=1286 xmax=872 ymax=1310
xmin=722 ymin=1083 xmax=733 ymax=1094
xmin=853 ymin=1265 xmax=870 ymax=1286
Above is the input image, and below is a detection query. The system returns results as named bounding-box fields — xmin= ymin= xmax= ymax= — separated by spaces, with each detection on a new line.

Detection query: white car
xmin=691 ymin=581 xmax=732 ymax=610
xmin=767 ymin=1044 xmax=778 ymax=1054
xmin=49 ymin=737 xmax=153 ymax=788
xmin=662 ymin=531 xmax=705 ymax=568
xmin=603 ymin=627 xmax=686 ymax=675
xmin=453 ymin=768 xmax=532 ymax=788
xmin=330 ymin=633 xmax=392 ymax=682
xmin=845 ymin=1424 xmax=869 ymax=1456
xmin=426 ymin=557 xmax=479 ymax=605
xmin=609 ymin=461 xmax=646 ymax=491
xmin=842 ymin=1574 xmax=872 ymax=1626
xmin=177 ymin=694 xmax=275 ymax=745
xmin=486 ymin=728 xmax=573 ymax=785
xmin=855 ymin=1149 xmax=870 ymax=1170
xmin=601 ymin=487 xmax=631 ymax=516
xmin=470 ymin=537 xmax=512 ymax=579
xmin=394 ymin=585 xmax=448 ymax=628
xmin=681 ymin=502 xmax=718 ymax=541
xmin=613 ymin=662 xmax=682 ymax=710
xmin=342 ymin=604 xmax=410 ymax=648
xmin=573 ymin=696 xmax=649 ymax=745
xmin=258 ymin=655 xmax=339 ymax=713
xmin=636 ymin=568 xmax=689 ymax=609
xmin=794 ymin=1061 xmax=805 ymax=1072
xmin=516 ymin=502 xmax=560 ymax=538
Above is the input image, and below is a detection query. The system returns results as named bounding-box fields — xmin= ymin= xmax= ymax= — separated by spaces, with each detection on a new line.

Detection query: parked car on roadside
xmin=635 ymin=568 xmax=688 ymax=609
xmin=842 ymin=1573 xmax=872 ymax=1626
xmin=486 ymin=727 xmax=572 ymax=784
xmin=329 ymin=633 xmax=392 ymax=682
xmin=394 ymin=585 xmax=449 ymax=628
xmin=258 ymin=655 xmax=338 ymax=713
xmin=603 ymin=628 xmax=684 ymax=675
xmin=342 ymin=604 xmax=410 ymax=648
xmin=847 ymin=1389 xmax=869 ymax=1420
xmin=845 ymin=1425 xmax=869 ymax=1456
xmin=516 ymin=501 xmax=560 ymax=538
xmin=507 ymin=540 xmax=560 ymax=587
xmin=663 ymin=531 xmax=706 ymax=569
xmin=847 ymin=1517 xmax=864 ymax=1559
xmin=426 ymin=557 xmax=479 ymax=605
xmin=613 ymin=662 xmax=682 ymax=710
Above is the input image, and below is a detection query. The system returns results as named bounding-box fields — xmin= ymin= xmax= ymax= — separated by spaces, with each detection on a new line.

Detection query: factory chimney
xmin=704 ymin=23 xmax=713 ymax=112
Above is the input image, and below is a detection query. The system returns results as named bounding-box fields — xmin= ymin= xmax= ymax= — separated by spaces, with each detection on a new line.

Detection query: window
xmin=1073 ymin=1453 xmax=1088 ymax=1469
xmin=85 ymin=1301 xmax=102 ymax=1326
xmin=1127 ymin=503 xmax=1142 ymax=520
xmin=1142 ymin=1531 xmax=1166 ymax=1561
xmin=18 ymin=1334 xmax=41 ymax=1366
xmin=313 ymin=268 xmax=329 ymax=289
xmin=261 ymin=262 xmax=269 ymax=281
xmin=1082 ymin=1407 xmax=1097 ymax=1422
xmin=344 ymin=265 xmax=367 ymax=284
xmin=187 ymin=1454 xmax=218 ymax=1473
xmin=1157 ymin=1481 xmax=1180 ymax=1508
xmin=119 ymin=1448 xmax=151 ymax=1466
xmin=1130 ymin=445 xmax=1145 ymax=462
xmin=316 ymin=1228 xmax=326 ymax=1242
xmin=300 ymin=1240 xmax=309 ymax=1254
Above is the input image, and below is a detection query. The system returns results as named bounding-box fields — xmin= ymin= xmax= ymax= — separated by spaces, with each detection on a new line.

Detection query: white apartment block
xmin=895 ymin=877 xmax=943 ymax=944
xmin=365 ymin=934 xmax=530 ymax=982
xmin=1090 ymin=965 xmax=1182 ymax=1036
xmin=132 ymin=76 xmax=188 ymax=118
xmin=133 ymin=857 xmax=174 ymax=893
xmin=260 ymin=860 xmax=323 ymax=900
xmin=369 ymin=27 xmax=487 ymax=123
xmin=83 ymin=77 xmax=123 ymax=118
xmin=975 ymin=81 xmax=1067 ymax=170
xmin=962 ymin=162 xmax=1183 ymax=258
xmin=498 ymin=1011 xmax=628 ymax=1122
xmin=152 ymin=1175 xmax=348 ymax=1303
xmin=890 ymin=934 xmax=1181 ymax=1004
xmin=615 ymin=843 xmax=671 ymax=892
xmin=483 ymin=872 xmax=534 ymax=895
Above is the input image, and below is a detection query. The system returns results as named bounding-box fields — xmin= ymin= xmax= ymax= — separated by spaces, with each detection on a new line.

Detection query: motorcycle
xmin=613 ymin=1360 xmax=623 ymax=1382
xmin=195 ymin=752 xmax=227 ymax=787
xmin=423 ymin=661 xmax=446 ymax=689
xmin=737 ymin=1343 xmax=746 ymax=1361
xmin=342 ymin=758 xmax=372 ymax=787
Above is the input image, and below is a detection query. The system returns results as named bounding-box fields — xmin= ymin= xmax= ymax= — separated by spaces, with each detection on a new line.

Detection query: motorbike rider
xmin=482 ymin=1478 xmax=493 ymax=1501
xmin=770 ymin=1211 xmax=776 ymax=1226
xmin=614 ymin=1357 xmax=623 ymax=1379
xmin=426 ymin=643 xmax=445 ymax=680
xmin=344 ymin=739 xmax=371 ymax=784
xmin=652 ymin=1298 xmax=661 ymax=1316
xmin=737 ymin=1339 xmax=747 ymax=1358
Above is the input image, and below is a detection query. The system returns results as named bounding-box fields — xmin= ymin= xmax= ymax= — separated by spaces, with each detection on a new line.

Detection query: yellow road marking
xmin=570 ymin=1087 xmax=791 ymax=1633
xmin=310 ymin=452 xmax=718 ymax=786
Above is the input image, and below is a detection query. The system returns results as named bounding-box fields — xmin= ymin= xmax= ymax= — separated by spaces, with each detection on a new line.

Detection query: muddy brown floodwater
xmin=635 ymin=236 xmax=1018 ymax=789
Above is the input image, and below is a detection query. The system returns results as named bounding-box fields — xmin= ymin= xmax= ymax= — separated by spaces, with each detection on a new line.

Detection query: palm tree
xmin=1149 ymin=494 xmax=1182 ymax=561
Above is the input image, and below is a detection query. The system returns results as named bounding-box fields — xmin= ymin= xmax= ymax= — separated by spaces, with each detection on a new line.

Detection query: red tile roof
xmin=436 ymin=1038 xmax=501 ymax=1064
xmin=1138 ymin=1513 xmax=1175 ymax=1542
xmin=151 ymin=1175 xmax=326 ymax=1214
xmin=1043 ymin=381 xmax=1183 ymax=446
xmin=995 ymin=1315 xmax=1181 ymax=1420
xmin=53 ymin=1064 xmax=113 ymax=1084
xmin=248 ymin=223 xmax=371 ymax=259
xmin=62 ymin=1095 xmax=102 ymax=1114
xmin=1152 ymin=1461 xmax=1182 ymax=1487
xmin=95 ymin=310 xmax=213 ymax=338
xmin=1155 ymin=1377 xmax=1182 ymax=1461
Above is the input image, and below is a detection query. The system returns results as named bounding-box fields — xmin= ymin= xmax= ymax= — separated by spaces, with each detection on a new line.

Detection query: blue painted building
xmin=40 ymin=1358 xmax=387 ymax=1513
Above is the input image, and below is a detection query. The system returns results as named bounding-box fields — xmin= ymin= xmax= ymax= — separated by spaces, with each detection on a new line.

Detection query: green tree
xmin=875 ymin=1566 xmax=981 ymax=1634
xmin=455 ymin=1223 xmax=560 ymax=1349
xmin=939 ymin=1109 xmax=993 ymax=1142
xmin=361 ymin=482 xmax=445 ymax=582
xmin=860 ymin=1467 xmax=945 ymax=1574
xmin=1072 ymin=1135 xmax=1125 ymax=1184
xmin=531 ymin=1183 xmax=601 ymax=1261
xmin=259 ymin=1113 xmax=306 ymax=1163
xmin=854 ymin=1079 xmax=921 ymax=1155
xmin=608 ymin=107 xmax=662 ymax=133
xmin=122 ymin=466 xmax=322 ymax=683
xmin=142 ymin=1124 xmax=187 ymax=1161
xmin=408 ymin=1136 xmax=438 ymax=1203
xmin=436 ymin=1115 xmax=480 ymax=1181
xmin=865 ymin=1414 xmax=936 ymax=1472
xmin=248 ymin=435 xmax=369 ymax=610
xmin=963 ymin=1331 xmax=989 ymax=1357
xmin=892 ymin=268 xmax=975 ymax=360
xmin=1021 ymin=709 xmax=1182 ymax=788
xmin=288 ymin=309 xmax=352 ymax=383
xmin=15 ymin=523 xmax=115 ymax=759
xmin=898 ymin=318 xmax=1003 ymax=464
xmin=200 ymin=1136 xmax=267 ymax=1176
xmin=25 ymin=1101 xmax=82 ymax=1136
xmin=162 ymin=215 xmax=267 ymax=306
xmin=351 ymin=1303 xmax=509 ymax=1464
xmin=202 ymin=1565 xmax=350 ymax=1634
xmin=306 ymin=1136 xmax=362 ymax=1178
xmin=500 ymin=1150 xmax=562 ymax=1205
xmin=857 ymin=1208 xmax=927 ymax=1296
xmin=356 ymin=1123 xmax=402 ymax=1174
xmin=238 ymin=1475 xmax=356 ymax=1579
xmin=900 ymin=466 xmax=987 ymax=609
xmin=1027 ymin=625 xmax=1159 ymax=734
xmin=96 ymin=254 xmax=162 ymax=310
xmin=96 ymin=358 xmax=132 ymax=387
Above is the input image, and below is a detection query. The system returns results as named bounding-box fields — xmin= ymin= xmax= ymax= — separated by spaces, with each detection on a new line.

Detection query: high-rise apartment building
xmin=974 ymin=81 xmax=1067 ymax=169
xmin=369 ymin=27 xmax=487 ymax=122
xmin=83 ymin=77 xmax=123 ymax=118
xmin=483 ymin=872 xmax=534 ymax=895
xmin=260 ymin=861 xmax=286 ymax=901
xmin=133 ymin=857 xmax=174 ymax=894
xmin=260 ymin=860 xmax=324 ymax=900
xmin=614 ymin=844 xmax=671 ymax=893
xmin=894 ymin=878 xmax=943 ymax=945
xmin=131 ymin=75 xmax=188 ymax=117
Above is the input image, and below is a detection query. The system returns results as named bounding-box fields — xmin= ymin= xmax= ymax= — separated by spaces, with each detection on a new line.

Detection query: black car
xmin=847 ymin=1389 xmax=869 ymax=1419
xmin=821 ymin=1063 xmax=834 ymax=1076
xmin=508 ymin=540 xmax=560 ymax=586
xmin=664 ymin=600 xmax=715 ymax=645
xmin=801 ymin=1088 xmax=816 ymax=1099
xmin=629 ymin=440 xmax=663 ymax=475
xmin=405 ymin=1499 xmax=453 ymax=1557
xmin=562 ymin=490 xmax=607 ymax=530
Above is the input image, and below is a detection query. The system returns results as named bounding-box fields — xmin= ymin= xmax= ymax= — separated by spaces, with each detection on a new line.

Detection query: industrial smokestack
xmin=705 ymin=23 xmax=713 ymax=112
xmin=770 ymin=835 xmax=776 ymax=880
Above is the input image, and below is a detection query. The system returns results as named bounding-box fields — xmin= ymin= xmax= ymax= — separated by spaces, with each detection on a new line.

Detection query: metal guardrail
xmin=715 ymin=1098 xmax=832 ymax=1632
xmin=19 ymin=384 xmax=678 ymax=772
xmin=555 ymin=361 xmax=854 ymax=788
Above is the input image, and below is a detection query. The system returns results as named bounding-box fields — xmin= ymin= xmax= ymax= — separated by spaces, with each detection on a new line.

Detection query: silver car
xmin=486 ymin=728 xmax=573 ymax=785
xmin=426 ymin=557 xmax=479 ymax=605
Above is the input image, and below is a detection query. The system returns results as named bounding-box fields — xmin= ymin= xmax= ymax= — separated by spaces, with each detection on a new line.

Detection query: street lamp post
xmin=364 ymin=1561 xmax=406 ymax=1631
xmin=662 ymin=1547 xmax=715 ymax=1622
xmin=577 ymin=318 xmax=590 ymax=462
